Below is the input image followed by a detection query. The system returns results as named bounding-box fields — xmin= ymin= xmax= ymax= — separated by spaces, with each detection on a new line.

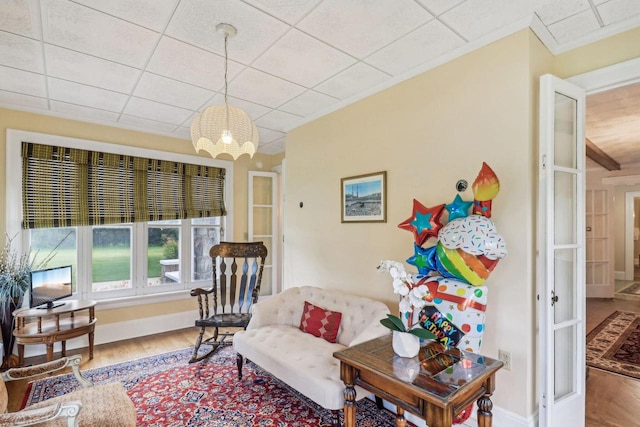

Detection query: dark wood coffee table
xmin=333 ymin=335 xmax=503 ymax=427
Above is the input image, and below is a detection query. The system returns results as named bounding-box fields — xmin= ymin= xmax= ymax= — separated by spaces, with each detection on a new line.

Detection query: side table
xmin=12 ymin=300 xmax=97 ymax=366
xmin=333 ymin=335 xmax=503 ymax=427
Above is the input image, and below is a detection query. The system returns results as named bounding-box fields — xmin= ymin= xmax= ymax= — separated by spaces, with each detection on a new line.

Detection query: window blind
xmin=22 ymin=142 xmax=226 ymax=229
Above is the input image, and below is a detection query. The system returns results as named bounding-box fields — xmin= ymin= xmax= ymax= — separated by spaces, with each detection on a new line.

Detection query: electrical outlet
xmin=498 ymin=349 xmax=511 ymax=370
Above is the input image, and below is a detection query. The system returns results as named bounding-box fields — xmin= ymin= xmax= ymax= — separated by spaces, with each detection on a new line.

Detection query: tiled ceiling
xmin=1 ymin=0 xmax=639 ymax=156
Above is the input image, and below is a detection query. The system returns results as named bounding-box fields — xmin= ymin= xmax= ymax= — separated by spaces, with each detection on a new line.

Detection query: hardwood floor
xmin=4 ymin=327 xmax=201 ymax=413
xmin=4 ymin=302 xmax=639 ymax=425
xmin=586 ymin=297 xmax=640 ymax=427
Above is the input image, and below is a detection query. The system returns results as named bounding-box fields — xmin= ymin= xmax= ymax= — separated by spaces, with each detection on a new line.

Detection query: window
xmin=7 ymin=130 xmax=234 ymax=305
xmin=28 ymin=218 xmax=222 ymax=300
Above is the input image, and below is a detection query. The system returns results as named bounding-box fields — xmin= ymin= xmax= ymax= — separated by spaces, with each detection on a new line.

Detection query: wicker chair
xmin=0 ymin=355 xmax=135 ymax=426
xmin=190 ymin=241 xmax=268 ymax=363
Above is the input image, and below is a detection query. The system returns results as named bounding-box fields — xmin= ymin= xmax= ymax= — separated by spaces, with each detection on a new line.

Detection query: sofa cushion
xmin=299 ymin=301 xmax=342 ymax=343
xmin=234 ymin=325 xmax=371 ymax=410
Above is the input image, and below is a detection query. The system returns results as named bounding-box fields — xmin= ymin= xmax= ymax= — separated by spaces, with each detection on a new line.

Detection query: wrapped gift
xmin=414 ymin=276 xmax=488 ymax=353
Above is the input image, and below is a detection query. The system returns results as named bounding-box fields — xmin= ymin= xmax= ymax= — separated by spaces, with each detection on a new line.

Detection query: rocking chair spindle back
xmin=189 ymin=241 xmax=268 ymax=363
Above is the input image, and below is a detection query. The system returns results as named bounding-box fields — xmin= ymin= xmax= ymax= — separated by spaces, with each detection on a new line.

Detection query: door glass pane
xmin=30 ymin=227 xmax=77 ymax=292
xmin=554 ymin=171 xmax=576 ymax=245
xmin=192 ymin=224 xmax=220 ymax=281
xmin=258 ymin=236 xmax=272 ymax=297
xmin=253 ymin=207 xmax=273 ymax=235
xmin=92 ymin=226 xmax=131 ymax=291
xmin=260 ymin=266 xmax=272 ymax=296
xmin=554 ymin=248 xmax=576 ymax=324
xmin=253 ymin=176 xmax=273 ymax=205
xmin=554 ymin=92 xmax=577 ymax=169
xmin=554 ymin=325 xmax=576 ymax=400
xmin=148 ymin=224 xmax=180 ymax=286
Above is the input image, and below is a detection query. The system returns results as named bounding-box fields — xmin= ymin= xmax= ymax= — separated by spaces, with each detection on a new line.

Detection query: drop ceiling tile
xmin=244 ymin=0 xmax=322 ymax=25
xmin=0 ymin=0 xmax=41 ymax=38
xmin=40 ymin=0 xmax=159 ymax=68
xmin=365 ymin=20 xmax=465 ymax=76
xmin=534 ymin=0 xmax=590 ymax=25
xmin=441 ymin=0 xmax=535 ymax=40
xmin=48 ymin=78 xmax=127 ymax=112
xmin=119 ymin=114 xmax=178 ymax=133
xmin=166 ymin=0 xmax=289 ymax=64
xmin=0 ymin=89 xmax=48 ymax=109
xmin=50 ymin=100 xmax=120 ymax=122
xmin=45 ymin=45 xmax=140 ymax=93
xmin=298 ymin=0 xmax=433 ymax=58
xmin=229 ymin=68 xmax=306 ymax=108
xmin=415 ymin=0 xmax=466 ymax=16
xmin=71 ymin=0 xmax=179 ymax=31
xmin=314 ymin=62 xmax=390 ymax=100
xmin=208 ymin=94 xmax=271 ymax=120
xmin=0 ymin=65 xmax=45 ymax=97
xmin=279 ymin=90 xmax=339 ymax=117
xmin=598 ymin=0 xmax=640 ymax=25
xmin=123 ymin=97 xmax=193 ymax=125
xmin=0 ymin=31 xmax=43 ymax=73
xmin=258 ymin=127 xmax=285 ymax=144
xmin=173 ymin=126 xmax=191 ymax=139
xmin=134 ymin=72 xmax=215 ymax=110
xmin=253 ymin=29 xmax=356 ymax=87
xmin=258 ymin=138 xmax=286 ymax=154
xmin=547 ymin=9 xmax=601 ymax=45
xmin=147 ymin=37 xmax=243 ymax=91
xmin=254 ymin=110 xmax=303 ymax=131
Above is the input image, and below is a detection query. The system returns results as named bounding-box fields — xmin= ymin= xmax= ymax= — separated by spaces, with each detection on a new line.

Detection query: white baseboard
xmin=615 ymin=270 xmax=627 ymax=281
xmin=377 ymin=397 xmax=535 ymax=427
xmin=19 ymin=310 xmax=196 ymax=359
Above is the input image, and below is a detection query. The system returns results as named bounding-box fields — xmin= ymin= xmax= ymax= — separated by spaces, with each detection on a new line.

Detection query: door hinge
xmin=542 ymin=154 xmax=547 ymax=170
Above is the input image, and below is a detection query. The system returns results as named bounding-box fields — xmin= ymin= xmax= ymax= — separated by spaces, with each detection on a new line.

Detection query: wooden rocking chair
xmin=189 ymin=241 xmax=268 ymax=363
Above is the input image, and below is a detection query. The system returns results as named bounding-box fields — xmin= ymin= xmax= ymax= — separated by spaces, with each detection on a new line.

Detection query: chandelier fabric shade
xmin=191 ymin=104 xmax=259 ymax=160
xmin=191 ymin=23 xmax=259 ymax=160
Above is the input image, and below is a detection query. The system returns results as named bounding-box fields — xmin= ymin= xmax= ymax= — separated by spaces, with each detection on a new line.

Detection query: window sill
xmin=93 ymin=289 xmax=195 ymax=311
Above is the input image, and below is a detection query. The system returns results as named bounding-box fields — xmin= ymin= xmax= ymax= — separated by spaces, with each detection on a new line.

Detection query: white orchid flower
xmin=409 ymin=285 xmax=430 ymax=308
xmin=398 ymin=298 xmax=412 ymax=314
xmin=392 ymin=278 xmax=410 ymax=296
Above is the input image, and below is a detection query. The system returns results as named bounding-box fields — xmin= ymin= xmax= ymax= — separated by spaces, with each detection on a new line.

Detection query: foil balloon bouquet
xmin=379 ymin=162 xmax=507 ymax=354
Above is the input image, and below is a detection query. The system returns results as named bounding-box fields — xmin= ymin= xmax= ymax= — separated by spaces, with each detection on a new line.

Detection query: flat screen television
xmin=29 ymin=265 xmax=73 ymax=309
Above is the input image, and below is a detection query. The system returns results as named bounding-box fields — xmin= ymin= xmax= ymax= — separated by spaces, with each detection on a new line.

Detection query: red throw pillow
xmin=299 ymin=301 xmax=342 ymax=343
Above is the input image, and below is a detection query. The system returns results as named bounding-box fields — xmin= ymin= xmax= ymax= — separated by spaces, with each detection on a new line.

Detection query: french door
xmin=537 ymin=74 xmax=586 ymax=426
xmin=248 ymin=171 xmax=279 ymax=297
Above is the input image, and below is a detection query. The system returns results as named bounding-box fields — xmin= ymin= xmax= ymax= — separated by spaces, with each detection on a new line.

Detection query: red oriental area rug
xmin=22 ymin=346 xmax=409 ymax=426
xmin=586 ymin=310 xmax=640 ymax=380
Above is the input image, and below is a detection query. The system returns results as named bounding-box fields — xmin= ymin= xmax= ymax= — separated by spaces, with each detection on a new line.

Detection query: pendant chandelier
xmin=191 ymin=23 xmax=259 ymax=160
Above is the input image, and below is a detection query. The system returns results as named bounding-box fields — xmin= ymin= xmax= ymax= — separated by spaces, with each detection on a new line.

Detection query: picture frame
xmin=341 ymin=171 xmax=387 ymax=223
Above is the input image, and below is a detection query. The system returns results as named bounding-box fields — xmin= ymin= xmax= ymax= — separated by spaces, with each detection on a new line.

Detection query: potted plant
xmin=377 ymin=260 xmax=437 ymax=358
xmin=380 ymin=313 xmax=436 ymax=358
xmin=0 ymin=233 xmax=67 ymax=367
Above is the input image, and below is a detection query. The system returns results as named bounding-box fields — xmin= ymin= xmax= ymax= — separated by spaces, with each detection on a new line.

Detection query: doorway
xmin=570 ymin=58 xmax=640 ymax=426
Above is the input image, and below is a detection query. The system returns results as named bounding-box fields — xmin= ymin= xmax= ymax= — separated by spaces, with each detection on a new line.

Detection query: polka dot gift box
xmin=414 ymin=276 xmax=488 ymax=353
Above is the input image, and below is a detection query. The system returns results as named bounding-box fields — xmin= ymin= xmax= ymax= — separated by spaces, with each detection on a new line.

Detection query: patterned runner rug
xmin=617 ymin=282 xmax=640 ymax=296
xmin=586 ymin=311 xmax=640 ymax=380
xmin=22 ymin=346 xmax=407 ymax=426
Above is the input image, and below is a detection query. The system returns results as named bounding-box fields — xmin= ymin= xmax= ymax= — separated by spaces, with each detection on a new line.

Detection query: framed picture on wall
xmin=341 ymin=171 xmax=387 ymax=223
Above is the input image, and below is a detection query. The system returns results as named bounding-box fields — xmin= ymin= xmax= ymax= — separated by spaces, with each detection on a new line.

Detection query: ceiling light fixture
xmin=191 ymin=23 xmax=259 ymax=160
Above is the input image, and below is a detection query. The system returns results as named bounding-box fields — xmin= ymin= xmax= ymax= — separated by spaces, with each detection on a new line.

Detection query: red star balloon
xmin=398 ymin=199 xmax=445 ymax=246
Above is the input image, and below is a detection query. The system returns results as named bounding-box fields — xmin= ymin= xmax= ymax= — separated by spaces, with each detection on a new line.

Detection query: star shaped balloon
xmin=445 ymin=194 xmax=473 ymax=221
xmin=407 ymin=244 xmax=438 ymax=276
xmin=398 ymin=199 xmax=445 ymax=246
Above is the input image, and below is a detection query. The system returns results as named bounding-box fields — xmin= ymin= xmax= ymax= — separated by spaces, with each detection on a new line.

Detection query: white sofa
xmin=233 ymin=286 xmax=390 ymax=425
